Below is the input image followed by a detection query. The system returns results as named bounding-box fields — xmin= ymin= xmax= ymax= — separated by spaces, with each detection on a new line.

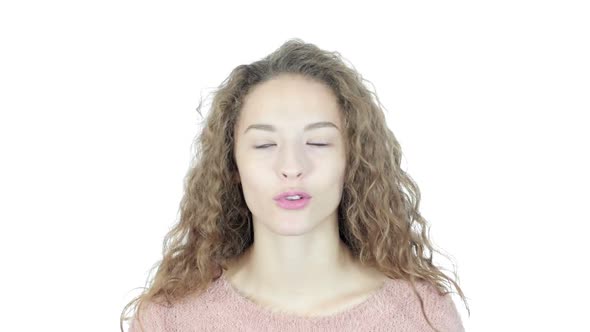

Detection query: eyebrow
xmin=243 ymin=121 xmax=340 ymax=134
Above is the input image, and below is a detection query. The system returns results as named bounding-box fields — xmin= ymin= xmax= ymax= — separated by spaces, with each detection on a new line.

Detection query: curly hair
xmin=120 ymin=38 xmax=470 ymax=332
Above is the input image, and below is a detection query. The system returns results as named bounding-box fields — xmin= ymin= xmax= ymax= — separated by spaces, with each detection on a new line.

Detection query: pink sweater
xmin=129 ymin=272 xmax=465 ymax=331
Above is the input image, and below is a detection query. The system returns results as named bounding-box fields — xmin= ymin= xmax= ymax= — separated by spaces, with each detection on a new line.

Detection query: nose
xmin=277 ymin=144 xmax=306 ymax=180
xmin=281 ymin=170 xmax=303 ymax=179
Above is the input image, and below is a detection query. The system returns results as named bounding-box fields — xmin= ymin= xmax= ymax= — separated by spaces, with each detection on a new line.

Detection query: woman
xmin=121 ymin=38 xmax=469 ymax=331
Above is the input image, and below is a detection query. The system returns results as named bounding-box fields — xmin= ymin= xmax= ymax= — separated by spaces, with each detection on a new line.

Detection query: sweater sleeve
xmin=420 ymin=283 xmax=465 ymax=332
xmin=128 ymin=301 xmax=166 ymax=332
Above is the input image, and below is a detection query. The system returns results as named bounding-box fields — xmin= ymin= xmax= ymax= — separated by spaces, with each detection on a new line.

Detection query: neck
xmin=226 ymin=240 xmax=362 ymax=301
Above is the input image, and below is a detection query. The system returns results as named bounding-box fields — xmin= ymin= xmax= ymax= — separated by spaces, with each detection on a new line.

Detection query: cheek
xmin=321 ymin=153 xmax=346 ymax=176
xmin=238 ymin=165 xmax=263 ymax=190
xmin=236 ymin=161 xmax=271 ymax=196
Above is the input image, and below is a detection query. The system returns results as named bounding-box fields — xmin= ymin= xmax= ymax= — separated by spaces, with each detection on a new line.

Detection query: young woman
xmin=121 ymin=38 xmax=469 ymax=331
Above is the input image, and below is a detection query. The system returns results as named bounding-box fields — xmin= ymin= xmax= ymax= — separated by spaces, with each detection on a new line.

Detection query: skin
xmin=228 ymin=73 xmax=387 ymax=315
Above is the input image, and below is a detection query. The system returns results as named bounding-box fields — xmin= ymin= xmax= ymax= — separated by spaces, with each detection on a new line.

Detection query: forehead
xmin=237 ymin=74 xmax=342 ymax=131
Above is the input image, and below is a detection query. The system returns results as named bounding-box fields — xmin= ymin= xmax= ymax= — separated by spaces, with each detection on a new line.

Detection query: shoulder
xmin=391 ymin=279 xmax=465 ymax=332
xmin=128 ymin=278 xmax=225 ymax=331
xmin=129 ymin=300 xmax=168 ymax=332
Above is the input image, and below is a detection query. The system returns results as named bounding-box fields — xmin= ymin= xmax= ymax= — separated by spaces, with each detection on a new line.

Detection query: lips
xmin=273 ymin=191 xmax=312 ymax=200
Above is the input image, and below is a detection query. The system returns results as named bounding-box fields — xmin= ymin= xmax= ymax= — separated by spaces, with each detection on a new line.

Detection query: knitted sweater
xmin=129 ymin=272 xmax=465 ymax=332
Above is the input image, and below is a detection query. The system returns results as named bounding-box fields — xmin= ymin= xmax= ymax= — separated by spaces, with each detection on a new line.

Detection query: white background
xmin=1 ymin=1 xmax=588 ymax=331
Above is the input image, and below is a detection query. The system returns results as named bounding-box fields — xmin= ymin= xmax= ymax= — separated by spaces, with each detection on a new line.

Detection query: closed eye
xmin=254 ymin=143 xmax=329 ymax=149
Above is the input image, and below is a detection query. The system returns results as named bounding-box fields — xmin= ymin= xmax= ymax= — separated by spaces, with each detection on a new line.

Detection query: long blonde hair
xmin=120 ymin=38 xmax=470 ymax=332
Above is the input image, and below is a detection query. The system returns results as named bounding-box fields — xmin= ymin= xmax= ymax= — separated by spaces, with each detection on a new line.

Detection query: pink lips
xmin=275 ymin=197 xmax=311 ymax=210
xmin=273 ymin=191 xmax=311 ymax=200
xmin=273 ymin=191 xmax=312 ymax=210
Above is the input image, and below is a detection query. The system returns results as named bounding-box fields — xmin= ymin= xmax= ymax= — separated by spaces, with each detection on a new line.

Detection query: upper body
xmin=129 ymin=269 xmax=465 ymax=332
xmin=125 ymin=45 xmax=468 ymax=332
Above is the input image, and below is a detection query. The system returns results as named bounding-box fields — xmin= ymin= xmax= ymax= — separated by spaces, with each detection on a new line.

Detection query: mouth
xmin=273 ymin=191 xmax=312 ymax=201
xmin=274 ymin=196 xmax=311 ymax=210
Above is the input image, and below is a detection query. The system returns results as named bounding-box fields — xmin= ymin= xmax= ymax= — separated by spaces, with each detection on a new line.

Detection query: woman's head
xmin=204 ymin=39 xmax=406 ymax=252
xmin=120 ymin=38 xmax=469 ymax=332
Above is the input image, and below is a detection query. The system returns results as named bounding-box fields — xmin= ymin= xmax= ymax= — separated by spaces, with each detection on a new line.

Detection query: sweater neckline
xmin=217 ymin=271 xmax=392 ymax=321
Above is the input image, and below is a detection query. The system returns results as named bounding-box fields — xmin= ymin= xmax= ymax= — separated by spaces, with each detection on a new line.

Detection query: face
xmin=233 ymin=74 xmax=346 ymax=236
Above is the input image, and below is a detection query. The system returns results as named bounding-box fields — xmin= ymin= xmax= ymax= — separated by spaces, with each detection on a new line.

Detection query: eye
xmin=254 ymin=143 xmax=330 ymax=149
xmin=254 ymin=144 xmax=275 ymax=149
